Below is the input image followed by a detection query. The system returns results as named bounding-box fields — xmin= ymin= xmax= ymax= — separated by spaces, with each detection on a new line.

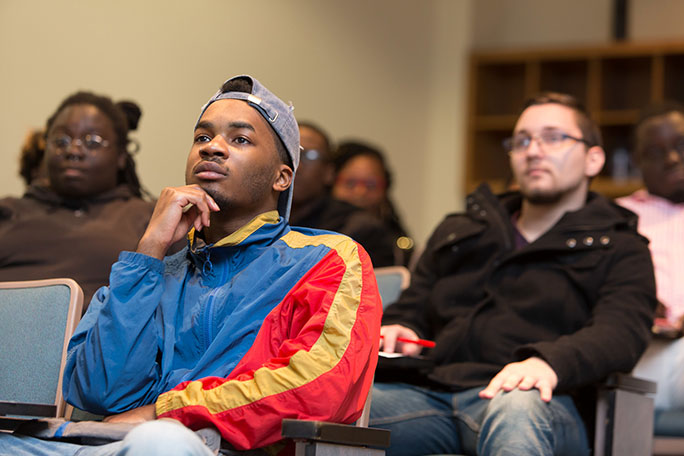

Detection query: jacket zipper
xmin=203 ymin=295 xmax=215 ymax=351
xmin=202 ymin=253 xmax=231 ymax=351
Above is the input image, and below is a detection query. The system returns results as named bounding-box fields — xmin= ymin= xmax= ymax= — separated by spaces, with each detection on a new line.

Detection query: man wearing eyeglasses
xmin=373 ymin=92 xmax=656 ymax=456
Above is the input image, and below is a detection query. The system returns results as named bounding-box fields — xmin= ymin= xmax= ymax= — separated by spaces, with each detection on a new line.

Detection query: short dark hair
xmin=219 ymin=78 xmax=292 ymax=169
xmin=633 ymin=100 xmax=684 ymax=159
xmin=334 ymin=140 xmax=392 ymax=190
xmin=635 ymin=100 xmax=684 ymax=130
xmin=521 ymin=92 xmax=602 ymax=148
xmin=45 ymin=91 xmax=146 ymax=198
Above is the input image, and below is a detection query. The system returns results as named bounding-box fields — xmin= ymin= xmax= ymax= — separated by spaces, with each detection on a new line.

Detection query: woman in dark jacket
xmin=0 ymin=91 xmax=155 ymax=307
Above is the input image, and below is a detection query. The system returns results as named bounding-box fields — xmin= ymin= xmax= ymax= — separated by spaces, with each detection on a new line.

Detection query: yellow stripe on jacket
xmin=155 ymin=230 xmax=363 ymax=415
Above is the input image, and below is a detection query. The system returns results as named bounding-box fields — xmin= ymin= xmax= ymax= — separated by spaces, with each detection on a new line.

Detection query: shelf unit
xmin=466 ymin=41 xmax=684 ymax=198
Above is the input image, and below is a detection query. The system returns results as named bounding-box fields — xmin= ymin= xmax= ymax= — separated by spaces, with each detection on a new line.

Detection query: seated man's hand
xmin=137 ymin=185 xmax=220 ymax=260
xmin=479 ymin=357 xmax=558 ymax=403
xmin=380 ymin=324 xmax=423 ymax=357
xmin=103 ymin=404 xmax=156 ymax=424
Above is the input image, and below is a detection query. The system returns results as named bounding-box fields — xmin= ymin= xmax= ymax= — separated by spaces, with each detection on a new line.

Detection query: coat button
xmin=447 ymin=233 xmax=457 ymax=241
xmin=74 ymin=209 xmax=84 ymax=217
xmin=472 ymin=203 xmax=480 ymax=211
xmin=600 ymin=235 xmax=610 ymax=245
xmin=583 ymin=236 xmax=594 ymax=246
xmin=480 ymin=210 xmax=487 ymax=217
xmin=566 ymin=238 xmax=577 ymax=248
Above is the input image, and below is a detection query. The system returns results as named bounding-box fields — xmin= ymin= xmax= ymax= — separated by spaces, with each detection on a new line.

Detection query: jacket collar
xmin=470 ymin=183 xmax=639 ymax=235
xmin=188 ymin=210 xmax=283 ymax=252
xmin=186 ymin=210 xmax=286 ymax=276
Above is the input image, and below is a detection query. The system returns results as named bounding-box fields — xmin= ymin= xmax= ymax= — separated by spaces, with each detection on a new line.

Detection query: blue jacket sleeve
xmin=62 ymin=251 xmax=167 ymax=414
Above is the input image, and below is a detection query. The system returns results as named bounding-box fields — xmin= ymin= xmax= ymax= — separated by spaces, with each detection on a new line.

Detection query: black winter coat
xmin=383 ymin=184 xmax=657 ymax=393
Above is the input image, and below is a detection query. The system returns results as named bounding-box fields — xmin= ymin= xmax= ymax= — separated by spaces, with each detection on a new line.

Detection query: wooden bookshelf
xmin=466 ymin=42 xmax=684 ymax=198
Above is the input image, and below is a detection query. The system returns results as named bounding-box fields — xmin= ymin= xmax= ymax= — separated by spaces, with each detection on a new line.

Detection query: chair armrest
xmin=0 ymin=401 xmax=57 ymax=418
xmin=594 ymin=374 xmax=656 ymax=456
xmin=601 ymin=373 xmax=657 ymax=394
xmin=12 ymin=418 xmax=136 ymax=445
xmin=281 ymin=419 xmax=390 ymax=449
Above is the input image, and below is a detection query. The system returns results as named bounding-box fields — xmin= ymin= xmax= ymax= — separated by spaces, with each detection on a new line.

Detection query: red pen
xmin=380 ymin=335 xmax=436 ymax=348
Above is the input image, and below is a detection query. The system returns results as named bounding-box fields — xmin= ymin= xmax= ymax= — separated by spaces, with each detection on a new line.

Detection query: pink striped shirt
xmin=617 ymin=190 xmax=684 ymax=325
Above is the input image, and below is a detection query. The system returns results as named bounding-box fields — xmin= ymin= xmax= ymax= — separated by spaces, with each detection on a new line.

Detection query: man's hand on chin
xmin=103 ymin=404 xmax=157 ymax=424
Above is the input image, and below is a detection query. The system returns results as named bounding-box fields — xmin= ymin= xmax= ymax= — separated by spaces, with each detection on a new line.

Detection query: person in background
xmin=371 ymin=92 xmax=656 ymax=456
xmin=332 ymin=140 xmax=413 ymax=266
xmin=18 ymin=128 xmax=48 ymax=187
xmin=618 ymin=101 xmax=684 ymax=414
xmin=290 ymin=122 xmax=396 ymax=267
xmin=0 ymin=91 xmax=154 ymax=306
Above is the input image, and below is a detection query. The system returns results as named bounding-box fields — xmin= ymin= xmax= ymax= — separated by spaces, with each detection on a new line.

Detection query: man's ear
xmin=585 ymin=146 xmax=606 ymax=178
xmin=273 ymin=164 xmax=293 ymax=193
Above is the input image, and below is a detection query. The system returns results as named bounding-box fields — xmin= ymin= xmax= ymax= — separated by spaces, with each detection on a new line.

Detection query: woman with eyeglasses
xmin=333 ymin=141 xmax=414 ymax=267
xmin=0 ymin=91 xmax=155 ymax=309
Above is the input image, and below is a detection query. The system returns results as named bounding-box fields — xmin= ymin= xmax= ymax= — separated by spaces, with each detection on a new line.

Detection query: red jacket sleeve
xmin=155 ymin=233 xmax=382 ymax=450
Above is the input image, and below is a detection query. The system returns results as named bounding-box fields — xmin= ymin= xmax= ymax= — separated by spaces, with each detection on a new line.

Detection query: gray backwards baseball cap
xmin=196 ymin=75 xmax=300 ymax=221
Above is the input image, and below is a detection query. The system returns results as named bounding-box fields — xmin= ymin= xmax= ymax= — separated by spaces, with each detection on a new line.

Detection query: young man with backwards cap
xmin=0 ymin=75 xmax=382 ymax=455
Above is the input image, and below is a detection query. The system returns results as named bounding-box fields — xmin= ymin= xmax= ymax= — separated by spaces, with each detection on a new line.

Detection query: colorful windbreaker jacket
xmin=63 ymin=211 xmax=382 ymax=450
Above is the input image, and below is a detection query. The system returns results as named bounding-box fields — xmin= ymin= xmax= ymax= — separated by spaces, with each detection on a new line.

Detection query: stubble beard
xmin=202 ymin=186 xmax=232 ymax=211
xmin=519 ymin=177 xmax=587 ymax=206
xmin=520 ymin=187 xmax=564 ymax=205
xmin=200 ymin=166 xmax=275 ymax=213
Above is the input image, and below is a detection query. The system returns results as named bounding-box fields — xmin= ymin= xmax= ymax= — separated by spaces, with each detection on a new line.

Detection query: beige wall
xmin=472 ymin=0 xmax=612 ymax=49
xmin=631 ymin=0 xmax=684 ymax=41
xmin=472 ymin=0 xmax=684 ymax=50
xmin=0 ymin=0 xmax=471 ymax=246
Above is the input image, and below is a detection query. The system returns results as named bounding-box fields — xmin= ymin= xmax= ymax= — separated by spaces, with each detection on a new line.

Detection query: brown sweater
xmin=0 ymin=185 xmax=155 ymax=308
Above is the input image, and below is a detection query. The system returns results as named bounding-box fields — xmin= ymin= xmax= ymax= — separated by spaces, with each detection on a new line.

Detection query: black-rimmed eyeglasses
xmin=503 ymin=130 xmax=590 ymax=156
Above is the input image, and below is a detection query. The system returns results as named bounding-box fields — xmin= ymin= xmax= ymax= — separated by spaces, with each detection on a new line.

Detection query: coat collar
xmin=470 ymin=183 xmax=639 ymax=235
xmin=188 ymin=210 xmax=283 ymax=253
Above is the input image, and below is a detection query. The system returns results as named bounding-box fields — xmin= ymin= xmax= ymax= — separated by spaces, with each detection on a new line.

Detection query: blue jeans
xmin=0 ymin=420 xmax=215 ymax=456
xmin=369 ymin=383 xmax=590 ymax=456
